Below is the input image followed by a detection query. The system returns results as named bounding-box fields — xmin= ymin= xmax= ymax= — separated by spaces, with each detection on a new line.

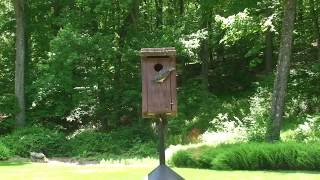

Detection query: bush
xmin=171 ymin=150 xmax=198 ymax=168
xmin=127 ymin=141 xmax=157 ymax=158
xmin=67 ymin=126 xmax=157 ymax=159
xmin=171 ymin=142 xmax=320 ymax=171
xmin=0 ymin=94 xmax=18 ymax=136
xmin=1 ymin=124 xmax=157 ymax=159
xmin=282 ymin=114 xmax=320 ymax=142
xmin=0 ymin=142 xmax=11 ymax=160
xmin=171 ymin=144 xmax=235 ymax=169
xmin=0 ymin=126 xmax=67 ymax=157
xmin=0 ymin=118 xmax=15 ymax=135
xmin=67 ymin=131 xmax=113 ymax=157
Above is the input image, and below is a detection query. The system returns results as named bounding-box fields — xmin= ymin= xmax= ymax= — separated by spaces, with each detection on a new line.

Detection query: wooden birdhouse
xmin=140 ymin=47 xmax=177 ymax=118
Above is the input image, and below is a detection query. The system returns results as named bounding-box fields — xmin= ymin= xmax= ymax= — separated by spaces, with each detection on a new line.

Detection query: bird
xmin=153 ymin=67 xmax=175 ymax=83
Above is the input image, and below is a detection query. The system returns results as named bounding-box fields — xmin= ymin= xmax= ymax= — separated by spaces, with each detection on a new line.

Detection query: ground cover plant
xmin=171 ymin=142 xmax=320 ymax=171
xmin=0 ymin=142 xmax=11 ymax=160
xmin=0 ymin=125 xmax=157 ymax=159
xmin=0 ymin=126 xmax=67 ymax=157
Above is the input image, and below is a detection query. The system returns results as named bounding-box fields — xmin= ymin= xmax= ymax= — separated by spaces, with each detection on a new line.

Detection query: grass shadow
xmin=219 ymin=170 xmax=320 ymax=175
xmin=0 ymin=161 xmax=31 ymax=167
xmin=275 ymin=170 xmax=320 ymax=175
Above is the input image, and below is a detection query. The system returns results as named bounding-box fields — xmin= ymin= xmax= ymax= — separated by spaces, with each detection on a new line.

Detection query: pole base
xmin=148 ymin=165 xmax=184 ymax=180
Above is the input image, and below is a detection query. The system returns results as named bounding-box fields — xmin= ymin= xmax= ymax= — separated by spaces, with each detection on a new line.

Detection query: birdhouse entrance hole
xmin=154 ymin=64 xmax=163 ymax=72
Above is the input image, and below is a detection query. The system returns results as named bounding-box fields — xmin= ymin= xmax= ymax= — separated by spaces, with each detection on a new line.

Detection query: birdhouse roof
xmin=140 ymin=47 xmax=176 ymax=57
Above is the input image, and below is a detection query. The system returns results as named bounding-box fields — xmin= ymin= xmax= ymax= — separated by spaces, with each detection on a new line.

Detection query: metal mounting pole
xmin=158 ymin=115 xmax=166 ymax=166
xmin=148 ymin=115 xmax=184 ymax=180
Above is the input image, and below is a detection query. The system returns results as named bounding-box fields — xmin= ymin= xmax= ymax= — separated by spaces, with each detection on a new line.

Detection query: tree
xmin=266 ymin=0 xmax=297 ymax=141
xmin=199 ymin=1 xmax=213 ymax=92
xmin=179 ymin=0 xmax=184 ymax=15
xmin=13 ymin=0 xmax=26 ymax=128
xmin=155 ymin=0 xmax=163 ymax=28
xmin=310 ymin=0 xmax=320 ymax=61
xmin=110 ymin=0 xmax=140 ymax=128
xmin=263 ymin=4 xmax=275 ymax=73
xmin=265 ymin=27 xmax=274 ymax=73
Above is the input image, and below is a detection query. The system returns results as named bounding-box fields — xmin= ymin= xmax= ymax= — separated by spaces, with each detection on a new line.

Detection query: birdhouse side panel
xmin=170 ymin=57 xmax=177 ymax=115
xmin=141 ymin=58 xmax=149 ymax=116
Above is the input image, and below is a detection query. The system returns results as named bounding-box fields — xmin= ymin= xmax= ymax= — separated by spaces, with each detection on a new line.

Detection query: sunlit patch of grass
xmin=0 ymin=161 xmax=320 ymax=180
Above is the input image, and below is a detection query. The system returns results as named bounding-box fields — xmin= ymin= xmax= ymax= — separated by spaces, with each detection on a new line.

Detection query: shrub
xmin=171 ymin=150 xmax=198 ymax=168
xmin=126 ymin=141 xmax=157 ymax=158
xmin=282 ymin=114 xmax=320 ymax=142
xmin=67 ymin=126 xmax=157 ymax=159
xmin=0 ymin=94 xmax=18 ymax=136
xmin=0 ymin=118 xmax=15 ymax=135
xmin=243 ymin=85 xmax=272 ymax=142
xmin=171 ymin=144 xmax=235 ymax=169
xmin=213 ymin=143 xmax=299 ymax=170
xmin=0 ymin=142 xmax=11 ymax=160
xmin=67 ymin=131 xmax=116 ymax=157
xmin=171 ymin=142 xmax=320 ymax=171
xmin=0 ymin=126 xmax=67 ymax=157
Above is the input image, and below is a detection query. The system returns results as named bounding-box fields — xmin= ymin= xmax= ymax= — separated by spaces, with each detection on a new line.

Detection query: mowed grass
xmin=1 ymin=161 xmax=320 ymax=180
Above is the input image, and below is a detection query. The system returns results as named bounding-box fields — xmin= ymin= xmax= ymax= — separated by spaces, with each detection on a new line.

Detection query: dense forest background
xmin=0 ymin=0 xmax=320 ymax=159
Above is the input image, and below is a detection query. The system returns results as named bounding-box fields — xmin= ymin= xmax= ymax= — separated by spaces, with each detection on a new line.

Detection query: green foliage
xmin=171 ymin=145 xmax=233 ymax=169
xmin=126 ymin=141 xmax=157 ymax=158
xmin=0 ymin=94 xmax=18 ymax=135
xmin=217 ymin=10 xmax=261 ymax=46
xmin=244 ymin=81 xmax=272 ymax=141
xmin=67 ymin=126 xmax=157 ymax=159
xmin=172 ymin=142 xmax=320 ymax=170
xmin=244 ymin=62 xmax=320 ymax=142
xmin=67 ymin=131 xmax=110 ymax=157
xmin=0 ymin=142 xmax=11 ymax=160
xmin=0 ymin=94 xmax=17 ymax=116
xmin=213 ymin=143 xmax=320 ymax=170
xmin=0 ymin=126 xmax=67 ymax=157
xmin=1 ymin=0 xmax=320 ymax=161
xmin=0 ymin=123 xmax=157 ymax=159
xmin=168 ymin=80 xmax=221 ymax=143
xmin=167 ymin=77 xmax=254 ymax=145
xmin=282 ymin=114 xmax=320 ymax=142
xmin=0 ymin=118 xmax=15 ymax=135
xmin=171 ymin=150 xmax=198 ymax=168
xmin=171 ymin=142 xmax=320 ymax=171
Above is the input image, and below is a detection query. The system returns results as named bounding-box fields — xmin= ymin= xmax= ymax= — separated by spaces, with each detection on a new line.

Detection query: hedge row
xmin=0 ymin=126 xmax=67 ymax=157
xmin=0 ymin=142 xmax=11 ymax=160
xmin=171 ymin=142 xmax=320 ymax=170
xmin=0 ymin=125 xmax=157 ymax=159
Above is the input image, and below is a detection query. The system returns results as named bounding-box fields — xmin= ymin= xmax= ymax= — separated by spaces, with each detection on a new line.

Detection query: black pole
xmin=158 ymin=115 xmax=166 ymax=165
xmin=148 ymin=115 xmax=184 ymax=180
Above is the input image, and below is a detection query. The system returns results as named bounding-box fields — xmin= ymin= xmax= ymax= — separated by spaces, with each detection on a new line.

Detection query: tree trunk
xmin=310 ymin=0 xmax=320 ymax=61
xmin=200 ymin=40 xmax=209 ymax=91
xmin=13 ymin=0 xmax=27 ymax=128
xmin=266 ymin=0 xmax=296 ymax=142
xmin=199 ymin=4 xmax=212 ymax=92
xmin=265 ymin=27 xmax=274 ymax=73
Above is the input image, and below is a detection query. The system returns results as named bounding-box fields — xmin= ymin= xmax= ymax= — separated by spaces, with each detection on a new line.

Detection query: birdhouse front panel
xmin=140 ymin=48 xmax=177 ymax=118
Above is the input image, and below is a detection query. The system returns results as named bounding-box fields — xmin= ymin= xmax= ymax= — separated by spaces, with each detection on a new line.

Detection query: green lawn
xmin=1 ymin=161 xmax=320 ymax=180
